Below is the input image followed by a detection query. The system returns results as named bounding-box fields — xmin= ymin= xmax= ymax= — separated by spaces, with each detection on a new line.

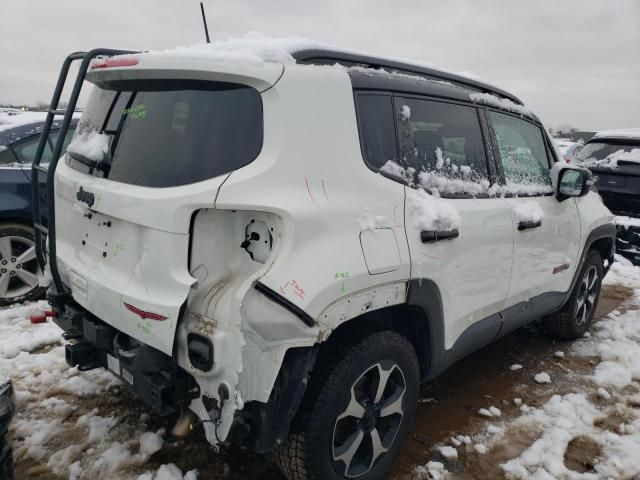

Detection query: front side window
xmin=489 ymin=111 xmax=551 ymax=190
xmin=67 ymin=79 xmax=263 ymax=188
xmin=394 ymin=97 xmax=490 ymax=195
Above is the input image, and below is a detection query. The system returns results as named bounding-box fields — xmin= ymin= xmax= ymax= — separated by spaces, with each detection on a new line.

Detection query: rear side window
xmin=355 ymin=94 xmax=398 ymax=169
xmin=49 ymin=126 xmax=76 ymax=156
xmin=489 ymin=111 xmax=551 ymax=189
xmin=394 ymin=97 xmax=490 ymax=195
xmin=68 ymin=80 xmax=263 ymax=188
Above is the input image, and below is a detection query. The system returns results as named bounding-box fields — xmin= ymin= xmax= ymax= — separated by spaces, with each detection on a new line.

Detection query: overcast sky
xmin=1 ymin=0 xmax=638 ymax=130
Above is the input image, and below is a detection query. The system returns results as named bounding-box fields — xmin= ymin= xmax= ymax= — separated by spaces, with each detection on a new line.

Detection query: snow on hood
xmin=594 ymin=128 xmax=640 ymax=141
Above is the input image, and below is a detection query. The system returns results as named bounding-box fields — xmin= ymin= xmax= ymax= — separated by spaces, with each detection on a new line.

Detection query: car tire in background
xmin=276 ymin=330 xmax=419 ymax=480
xmin=0 ymin=224 xmax=45 ymax=307
xmin=544 ymin=250 xmax=603 ymax=340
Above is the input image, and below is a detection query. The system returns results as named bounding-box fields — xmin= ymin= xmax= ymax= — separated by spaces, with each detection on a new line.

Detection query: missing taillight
xmin=187 ymin=333 xmax=214 ymax=371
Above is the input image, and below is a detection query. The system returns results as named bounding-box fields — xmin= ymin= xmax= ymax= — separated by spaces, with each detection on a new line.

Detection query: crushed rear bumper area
xmin=51 ymin=294 xmax=199 ymax=416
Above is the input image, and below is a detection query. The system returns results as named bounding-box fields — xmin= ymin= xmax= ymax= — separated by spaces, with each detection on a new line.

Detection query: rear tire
xmin=275 ymin=330 xmax=419 ymax=480
xmin=0 ymin=224 xmax=44 ymax=307
xmin=544 ymin=250 xmax=603 ymax=340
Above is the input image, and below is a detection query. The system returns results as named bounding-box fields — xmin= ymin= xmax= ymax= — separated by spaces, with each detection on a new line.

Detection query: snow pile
xmin=415 ymin=460 xmax=450 ymax=480
xmin=495 ymin=261 xmax=640 ymax=478
xmin=533 ymin=372 xmax=551 ymax=384
xmin=438 ymin=445 xmax=458 ymax=459
xmin=512 ymin=201 xmax=544 ymax=225
xmin=380 ymin=160 xmax=415 ymax=185
xmin=137 ymin=464 xmax=198 ymax=480
xmin=0 ymin=110 xmax=47 ymax=133
xmin=469 ymin=92 xmax=535 ymax=119
xmin=108 ymin=32 xmax=498 ymax=93
xmin=400 ymin=104 xmax=411 ymax=120
xmin=616 ymin=215 xmax=640 ymax=230
xmin=584 ymin=147 xmax=640 ymax=169
xmin=135 ymin=32 xmax=325 ymax=66
xmin=408 ymin=188 xmax=461 ymax=232
xmin=67 ymin=130 xmax=110 ymax=162
xmin=0 ymin=301 xmax=181 ymax=479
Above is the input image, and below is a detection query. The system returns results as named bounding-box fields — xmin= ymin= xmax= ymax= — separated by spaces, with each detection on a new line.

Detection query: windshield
xmin=67 ymin=79 xmax=263 ymax=187
xmin=574 ymin=141 xmax=640 ymax=168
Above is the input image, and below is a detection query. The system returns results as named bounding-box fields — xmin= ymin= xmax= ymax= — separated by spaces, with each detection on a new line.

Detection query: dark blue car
xmin=0 ymin=113 xmax=76 ymax=305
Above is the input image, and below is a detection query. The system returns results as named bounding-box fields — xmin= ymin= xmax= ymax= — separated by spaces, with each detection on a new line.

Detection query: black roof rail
xmin=292 ymin=49 xmax=523 ymax=105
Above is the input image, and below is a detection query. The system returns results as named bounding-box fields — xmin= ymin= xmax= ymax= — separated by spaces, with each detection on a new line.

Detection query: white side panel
xmin=215 ymin=65 xmax=411 ymax=324
xmin=576 ymin=191 xmax=615 ymax=248
xmin=360 ymin=228 xmax=402 ymax=274
xmin=505 ymin=195 xmax=581 ymax=301
xmin=54 ymin=161 xmax=230 ymax=354
xmin=404 ymin=190 xmax=514 ymax=349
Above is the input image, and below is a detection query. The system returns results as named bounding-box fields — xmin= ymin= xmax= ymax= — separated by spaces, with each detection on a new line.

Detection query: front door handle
xmin=518 ymin=220 xmax=542 ymax=231
xmin=421 ymin=229 xmax=459 ymax=243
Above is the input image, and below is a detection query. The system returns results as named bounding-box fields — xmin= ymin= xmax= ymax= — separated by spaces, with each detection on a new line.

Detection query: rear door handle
xmin=421 ymin=229 xmax=459 ymax=243
xmin=518 ymin=220 xmax=542 ymax=231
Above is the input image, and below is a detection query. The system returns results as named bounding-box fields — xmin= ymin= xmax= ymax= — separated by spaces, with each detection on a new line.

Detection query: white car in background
xmin=554 ymin=138 xmax=584 ymax=162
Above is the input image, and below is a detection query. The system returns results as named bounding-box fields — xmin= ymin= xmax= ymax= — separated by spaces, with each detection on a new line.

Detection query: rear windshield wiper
xmin=68 ymin=151 xmax=111 ymax=175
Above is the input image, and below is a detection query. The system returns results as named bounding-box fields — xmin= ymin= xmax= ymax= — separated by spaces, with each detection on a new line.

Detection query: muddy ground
xmin=10 ymin=283 xmax=633 ymax=479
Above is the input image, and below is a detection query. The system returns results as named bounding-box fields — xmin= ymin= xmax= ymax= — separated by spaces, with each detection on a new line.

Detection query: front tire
xmin=276 ymin=330 xmax=419 ymax=480
xmin=544 ymin=250 xmax=603 ymax=340
xmin=0 ymin=224 xmax=44 ymax=307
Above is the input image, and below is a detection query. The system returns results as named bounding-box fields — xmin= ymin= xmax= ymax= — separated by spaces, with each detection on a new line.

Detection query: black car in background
xmin=575 ymin=129 xmax=640 ymax=264
xmin=0 ymin=111 xmax=77 ymax=306
xmin=0 ymin=379 xmax=15 ymax=480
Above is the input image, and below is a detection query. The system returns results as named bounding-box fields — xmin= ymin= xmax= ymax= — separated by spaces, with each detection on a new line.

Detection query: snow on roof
xmin=0 ymin=111 xmax=48 ymax=133
xmin=469 ymin=92 xmax=535 ymax=119
xmin=594 ymin=128 xmax=640 ymax=141
xmin=122 ymin=32 xmax=491 ymax=86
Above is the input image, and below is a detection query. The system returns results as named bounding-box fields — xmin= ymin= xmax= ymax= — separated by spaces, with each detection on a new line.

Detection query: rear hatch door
xmin=54 ymin=64 xmax=270 ymax=355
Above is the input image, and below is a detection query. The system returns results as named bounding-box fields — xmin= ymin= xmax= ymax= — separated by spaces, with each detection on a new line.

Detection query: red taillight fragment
xmin=30 ymin=314 xmax=47 ymax=324
xmin=44 ymin=310 xmax=55 ymax=318
xmin=123 ymin=302 xmax=167 ymax=321
xmin=92 ymin=57 xmax=139 ymax=69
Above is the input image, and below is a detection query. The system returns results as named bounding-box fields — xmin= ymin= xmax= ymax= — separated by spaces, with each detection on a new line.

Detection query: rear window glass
xmin=67 ymin=79 xmax=263 ymax=188
xmin=574 ymin=141 xmax=640 ymax=168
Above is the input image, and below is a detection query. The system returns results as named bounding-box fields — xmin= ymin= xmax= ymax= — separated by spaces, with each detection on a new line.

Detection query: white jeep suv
xmin=35 ymin=39 xmax=615 ymax=480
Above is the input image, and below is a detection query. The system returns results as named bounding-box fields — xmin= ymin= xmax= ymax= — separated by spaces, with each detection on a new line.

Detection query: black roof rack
xmin=292 ymin=49 xmax=523 ymax=105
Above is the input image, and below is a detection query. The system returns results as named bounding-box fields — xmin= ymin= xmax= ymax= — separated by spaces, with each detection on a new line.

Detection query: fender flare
xmin=559 ymin=223 xmax=616 ymax=309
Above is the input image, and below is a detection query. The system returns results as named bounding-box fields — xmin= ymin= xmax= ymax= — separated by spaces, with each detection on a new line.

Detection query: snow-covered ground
xmin=4 ymin=257 xmax=640 ymax=479
xmin=0 ymin=303 xmax=196 ymax=479
xmin=416 ymin=256 xmax=640 ymax=479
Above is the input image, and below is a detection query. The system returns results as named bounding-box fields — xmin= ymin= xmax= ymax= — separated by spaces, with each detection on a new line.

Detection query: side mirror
xmin=557 ymin=167 xmax=592 ymax=201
